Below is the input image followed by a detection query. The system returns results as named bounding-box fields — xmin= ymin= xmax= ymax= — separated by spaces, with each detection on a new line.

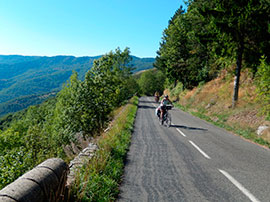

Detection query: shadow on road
xmin=138 ymin=105 xmax=156 ymax=109
xmin=171 ymin=124 xmax=208 ymax=131
xmin=139 ymin=100 xmax=157 ymax=104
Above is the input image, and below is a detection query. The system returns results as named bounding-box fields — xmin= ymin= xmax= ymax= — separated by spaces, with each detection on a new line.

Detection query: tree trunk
xmin=174 ymin=79 xmax=177 ymax=88
xmin=232 ymin=40 xmax=244 ymax=108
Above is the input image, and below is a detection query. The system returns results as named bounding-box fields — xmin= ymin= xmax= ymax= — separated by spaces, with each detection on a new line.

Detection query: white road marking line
xmin=176 ymin=128 xmax=186 ymax=137
xmin=219 ymin=169 xmax=260 ymax=202
xmin=189 ymin=140 xmax=211 ymax=159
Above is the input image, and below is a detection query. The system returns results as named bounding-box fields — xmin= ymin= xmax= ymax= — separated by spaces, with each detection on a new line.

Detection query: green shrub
xmin=256 ymin=56 xmax=270 ymax=119
xmin=0 ymin=48 xmax=138 ymax=190
xmin=170 ymin=82 xmax=184 ymax=98
xmin=69 ymin=96 xmax=138 ymax=201
xmin=137 ymin=69 xmax=166 ymax=95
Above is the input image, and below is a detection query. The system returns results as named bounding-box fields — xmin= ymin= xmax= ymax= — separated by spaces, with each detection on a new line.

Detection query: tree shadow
xmin=138 ymin=105 xmax=156 ymax=109
xmin=139 ymin=100 xmax=157 ymax=104
xmin=171 ymin=124 xmax=208 ymax=131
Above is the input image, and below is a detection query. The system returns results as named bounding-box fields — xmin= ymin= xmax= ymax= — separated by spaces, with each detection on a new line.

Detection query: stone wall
xmin=0 ymin=158 xmax=68 ymax=202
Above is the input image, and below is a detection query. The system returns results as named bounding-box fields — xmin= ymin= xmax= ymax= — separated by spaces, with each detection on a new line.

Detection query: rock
xmin=66 ymin=142 xmax=99 ymax=186
xmin=257 ymin=125 xmax=269 ymax=136
xmin=205 ymin=103 xmax=212 ymax=109
xmin=205 ymin=99 xmax=216 ymax=109
xmin=261 ymin=128 xmax=270 ymax=142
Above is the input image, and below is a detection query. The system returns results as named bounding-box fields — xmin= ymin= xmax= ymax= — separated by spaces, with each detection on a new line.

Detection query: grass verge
xmin=68 ymin=96 xmax=138 ymax=201
xmin=174 ymin=103 xmax=270 ymax=149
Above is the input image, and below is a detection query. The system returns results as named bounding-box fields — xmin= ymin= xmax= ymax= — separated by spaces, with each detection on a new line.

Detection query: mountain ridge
xmin=0 ymin=54 xmax=155 ymax=116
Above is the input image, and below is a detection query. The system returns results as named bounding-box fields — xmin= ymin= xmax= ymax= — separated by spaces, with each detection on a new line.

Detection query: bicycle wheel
xmin=159 ymin=116 xmax=163 ymax=125
xmin=164 ymin=113 xmax=171 ymax=127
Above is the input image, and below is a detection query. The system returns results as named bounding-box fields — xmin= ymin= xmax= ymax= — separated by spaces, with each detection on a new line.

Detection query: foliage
xmin=0 ymin=92 xmax=57 ymax=117
xmin=155 ymin=5 xmax=217 ymax=89
xmin=256 ymin=57 xmax=270 ymax=119
xmin=170 ymin=82 xmax=184 ymax=99
xmin=0 ymin=110 xmax=27 ymax=131
xmin=0 ymin=48 xmax=140 ymax=189
xmin=155 ymin=0 xmax=270 ymax=97
xmin=137 ymin=69 xmax=166 ymax=95
xmin=69 ymin=96 xmax=138 ymax=201
xmin=197 ymin=0 xmax=270 ymax=105
xmin=0 ymin=54 xmax=154 ymax=114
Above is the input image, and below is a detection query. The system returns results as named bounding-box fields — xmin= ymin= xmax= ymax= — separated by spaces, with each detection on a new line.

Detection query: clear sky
xmin=0 ymin=0 xmax=186 ymax=58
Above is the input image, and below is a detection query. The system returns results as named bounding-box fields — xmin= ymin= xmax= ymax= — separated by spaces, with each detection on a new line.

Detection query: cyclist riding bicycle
xmin=154 ymin=91 xmax=160 ymax=103
xmin=156 ymin=95 xmax=173 ymax=124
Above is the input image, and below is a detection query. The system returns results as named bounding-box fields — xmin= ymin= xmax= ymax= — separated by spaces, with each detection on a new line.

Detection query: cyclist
xmin=154 ymin=91 xmax=160 ymax=103
xmin=159 ymin=95 xmax=173 ymax=124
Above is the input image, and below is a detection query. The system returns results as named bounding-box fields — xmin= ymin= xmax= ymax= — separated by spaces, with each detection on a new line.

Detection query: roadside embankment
xmin=67 ymin=96 xmax=138 ymax=201
xmin=0 ymin=96 xmax=139 ymax=202
xmin=166 ymin=69 xmax=270 ymax=148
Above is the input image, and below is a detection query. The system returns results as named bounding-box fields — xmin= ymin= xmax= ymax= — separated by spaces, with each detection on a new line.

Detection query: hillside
xmin=0 ymin=92 xmax=57 ymax=117
xmin=0 ymin=55 xmax=154 ymax=116
xmin=166 ymin=69 xmax=270 ymax=146
xmin=0 ymin=49 xmax=140 ymax=190
xmin=0 ymin=55 xmax=98 ymax=103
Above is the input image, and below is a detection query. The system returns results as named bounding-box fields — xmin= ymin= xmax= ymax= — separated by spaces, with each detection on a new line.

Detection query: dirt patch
xmin=261 ymin=128 xmax=270 ymax=142
xmin=227 ymin=110 xmax=264 ymax=128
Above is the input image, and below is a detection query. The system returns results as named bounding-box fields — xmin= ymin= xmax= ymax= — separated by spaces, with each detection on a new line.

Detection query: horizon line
xmin=0 ymin=53 xmax=156 ymax=59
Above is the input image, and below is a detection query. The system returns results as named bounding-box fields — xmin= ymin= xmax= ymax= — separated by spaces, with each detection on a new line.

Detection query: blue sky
xmin=0 ymin=0 xmax=186 ymax=58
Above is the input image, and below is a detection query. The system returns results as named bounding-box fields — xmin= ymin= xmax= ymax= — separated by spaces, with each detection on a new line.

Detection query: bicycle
xmin=155 ymin=95 xmax=160 ymax=103
xmin=158 ymin=105 xmax=173 ymax=127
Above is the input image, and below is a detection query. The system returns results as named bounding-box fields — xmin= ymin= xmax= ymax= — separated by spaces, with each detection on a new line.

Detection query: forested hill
xmin=0 ymin=54 xmax=154 ymax=116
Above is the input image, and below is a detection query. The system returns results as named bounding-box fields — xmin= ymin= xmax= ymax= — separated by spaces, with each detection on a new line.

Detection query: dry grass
xmin=174 ymin=69 xmax=270 ymax=144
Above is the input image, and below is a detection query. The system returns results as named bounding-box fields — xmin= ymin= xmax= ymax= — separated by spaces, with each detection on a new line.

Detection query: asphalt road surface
xmin=117 ymin=96 xmax=270 ymax=202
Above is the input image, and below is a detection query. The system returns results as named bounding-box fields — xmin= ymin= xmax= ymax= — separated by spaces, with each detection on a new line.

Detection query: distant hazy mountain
xmin=0 ymin=55 xmax=154 ymax=116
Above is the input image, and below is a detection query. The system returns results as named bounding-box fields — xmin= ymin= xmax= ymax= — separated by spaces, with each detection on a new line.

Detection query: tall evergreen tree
xmin=197 ymin=0 xmax=270 ymax=106
xmin=155 ymin=4 xmax=218 ymax=89
xmin=155 ymin=6 xmax=187 ymax=87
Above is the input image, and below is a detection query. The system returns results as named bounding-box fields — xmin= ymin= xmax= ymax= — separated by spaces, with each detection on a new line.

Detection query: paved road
xmin=117 ymin=97 xmax=270 ymax=202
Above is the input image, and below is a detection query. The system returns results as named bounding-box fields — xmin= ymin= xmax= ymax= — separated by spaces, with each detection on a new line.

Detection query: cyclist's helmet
xmin=165 ymin=95 xmax=168 ymax=98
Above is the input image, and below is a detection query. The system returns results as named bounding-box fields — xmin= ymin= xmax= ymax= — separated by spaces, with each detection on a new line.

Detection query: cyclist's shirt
xmin=161 ymin=99 xmax=169 ymax=106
